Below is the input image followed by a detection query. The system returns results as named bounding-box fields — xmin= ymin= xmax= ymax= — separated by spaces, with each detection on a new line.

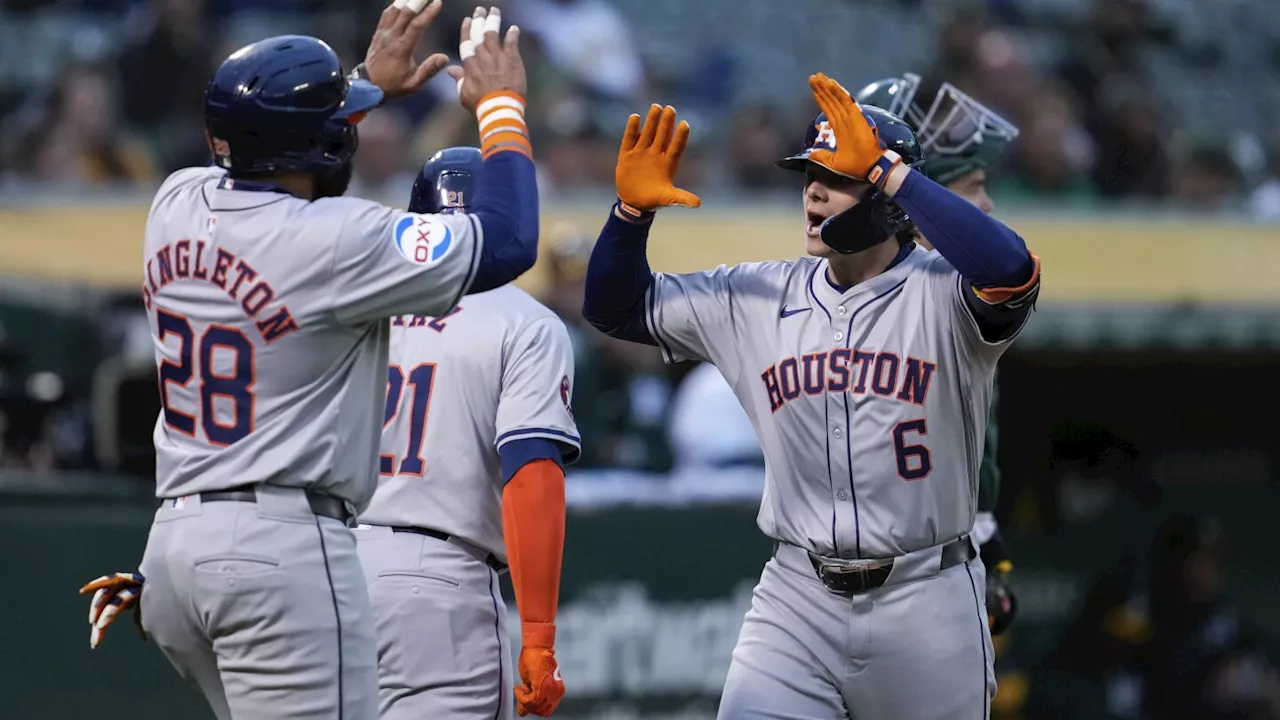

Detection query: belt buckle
xmin=811 ymin=555 xmax=890 ymax=595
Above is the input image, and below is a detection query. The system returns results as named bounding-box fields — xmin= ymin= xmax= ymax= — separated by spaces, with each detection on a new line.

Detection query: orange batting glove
xmin=614 ymin=104 xmax=702 ymax=213
xmin=79 ymin=571 xmax=146 ymax=650
xmin=514 ymin=622 xmax=564 ymax=716
xmin=804 ymin=73 xmax=903 ymax=188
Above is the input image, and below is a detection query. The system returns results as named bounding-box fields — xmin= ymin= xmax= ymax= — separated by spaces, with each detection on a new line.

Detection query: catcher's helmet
xmin=777 ymin=105 xmax=926 ymax=255
xmin=409 ymin=147 xmax=482 ymax=214
xmin=204 ymin=35 xmax=383 ymax=177
xmin=855 ymin=73 xmax=1019 ymax=186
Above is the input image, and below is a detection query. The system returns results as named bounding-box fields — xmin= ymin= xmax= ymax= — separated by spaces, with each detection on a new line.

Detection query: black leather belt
xmin=805 ymin=535 xmax=975 ymax=596
xmin=390 ymin=526 xmax=509 ymax=574
xmin=197 ymin=484 xmax=352 ymax=525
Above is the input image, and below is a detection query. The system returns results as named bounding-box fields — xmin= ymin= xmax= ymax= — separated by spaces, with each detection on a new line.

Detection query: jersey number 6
xmin=381 ymin=363 xmax=437 ymax=476
xmin=893 ymin=419 xmax=932 ymax=481
xmin=156 ymin=309 xmax=255 ymax=446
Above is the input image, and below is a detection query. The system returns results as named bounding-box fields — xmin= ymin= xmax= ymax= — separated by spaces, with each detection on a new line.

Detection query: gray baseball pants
xmin=138 ymin=486 xmax=379 ymax=720
xmin=354 ymin=524 xmax=513 ymax=720
xmin=717 ymin=538 xmax=995 ymax=719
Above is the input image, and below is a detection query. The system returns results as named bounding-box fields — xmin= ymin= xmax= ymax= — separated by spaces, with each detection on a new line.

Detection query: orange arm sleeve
xmin=501 ymin=458 xmax=565 ymax=649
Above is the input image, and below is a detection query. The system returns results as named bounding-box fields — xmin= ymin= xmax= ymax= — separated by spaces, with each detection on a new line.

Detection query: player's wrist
xmin=866 ymin=149 xmax=903 ymax=191
xmin=476 ymin=91 xmax=531 ymax=160
xmin=614 ymin=199 xmax=656 ymax=225
xmin=521 ymin=621 xmax=556 ymax=649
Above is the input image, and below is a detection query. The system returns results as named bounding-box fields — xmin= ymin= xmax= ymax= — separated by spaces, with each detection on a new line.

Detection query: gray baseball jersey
xmin=142 ymin=167 xmax=483 ymax=512
xmin=358 ymin=284 xmax=581 ymax=561
xmin=647 ymin=245 xmax=1022 ymax=559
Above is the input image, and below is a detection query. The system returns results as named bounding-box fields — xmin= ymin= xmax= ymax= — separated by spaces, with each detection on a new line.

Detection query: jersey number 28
xmin=381 ymin=363 xmax=438 ymax=476
xmin=157 ymin=310 xmax=255 ymax=446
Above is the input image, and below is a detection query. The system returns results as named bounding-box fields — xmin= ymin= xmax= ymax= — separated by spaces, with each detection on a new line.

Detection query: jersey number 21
xmin=381 ymin=363 xmax=437 ymax=475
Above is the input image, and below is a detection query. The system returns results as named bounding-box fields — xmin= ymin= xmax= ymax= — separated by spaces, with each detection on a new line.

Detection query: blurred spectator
xmin=667 ymin=362 xmax=762 ymax=470
xmin=1010 ymin=422 xmax=1154 ymax=535
xmin=15 ymin=64 xmax=156 ymax=184
xmin=1028 ymin=559 xmax=1151 ymax=720
xmin=349 ymin=107 xmax=417 ymax=202
xmin=1091 ymin=95 xmax=1169 ymax=200
xmin=995 ymin=86 xmax=1097 ymax=203
xmin=1146 ymin=514 xmax=1280 ymax=719
xmin=727 ymin=104 xmax=791 ymax=191
xmin=1055 ymin=0 xmax=1154 ymax=134
xmin=1169 ymin=141 xmax=1244 ymax=211
xmin=511 ymin=0 xmax=646 ymax=102
xmin=116 ymin=0 xmax=217 ymax=172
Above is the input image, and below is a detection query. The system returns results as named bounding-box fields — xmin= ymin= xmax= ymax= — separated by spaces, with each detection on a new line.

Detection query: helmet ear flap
xmin=819 ymin=192 xmax=913 ymax=255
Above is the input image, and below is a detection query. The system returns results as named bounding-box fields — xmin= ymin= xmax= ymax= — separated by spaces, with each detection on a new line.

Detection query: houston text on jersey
xmin=760 ymin=350 xmax=937 ymax=413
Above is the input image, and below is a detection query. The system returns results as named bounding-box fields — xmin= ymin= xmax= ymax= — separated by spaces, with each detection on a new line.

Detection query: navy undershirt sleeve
xmin=499 ymin=437 xmax=564 ymax=485
xmin=893 ymin=170 xmax=1033 ymax=289
xmin=581 ymin=206 xmax=657 ymax=345
xmin=893 ymin=171 xmax=1038 ymax=341
xmin=469 ymin=152 xmax=540 ymax=293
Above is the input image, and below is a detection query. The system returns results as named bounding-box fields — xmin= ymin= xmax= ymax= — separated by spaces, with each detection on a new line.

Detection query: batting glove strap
xmin=522 ymin=621 xmax=556 ymax=649
xmin=867 ymin=150 xmax=902 ymax=189
xmin=615 ymin=199 xmax=656 ymax=225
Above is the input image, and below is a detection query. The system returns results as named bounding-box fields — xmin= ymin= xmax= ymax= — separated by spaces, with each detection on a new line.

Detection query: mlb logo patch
xmin=394 ymin=214 xmax=454 ymax=267
xmin=171 ymin=495 xmax=190 ymax=509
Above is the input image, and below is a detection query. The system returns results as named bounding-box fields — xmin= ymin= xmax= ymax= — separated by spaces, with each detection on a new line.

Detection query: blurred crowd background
xmin=3 ymin=0 xmax=1280 ymax=718
xmin=3 ymin=0 xmax=1280 ymax=210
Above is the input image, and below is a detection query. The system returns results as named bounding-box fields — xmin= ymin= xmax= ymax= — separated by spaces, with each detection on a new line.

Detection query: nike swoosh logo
xmin=780 ymin=306 xmax=811 ymax=318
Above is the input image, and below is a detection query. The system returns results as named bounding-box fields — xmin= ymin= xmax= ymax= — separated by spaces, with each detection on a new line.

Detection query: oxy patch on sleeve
xmin=393 ymin=213 xmax=455 ymax=266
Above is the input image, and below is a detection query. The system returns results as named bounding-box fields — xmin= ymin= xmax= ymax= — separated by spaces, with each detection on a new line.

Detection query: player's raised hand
xmin=79 ymin=571 xmax=146 ymax=649
xmin=805 ymin=73 xmax=895 ymax=184
xmin=363 ymin=0 xmax=451 ymax=100
xmin=615 ymin=104 xmax=702 ymax=212
xmin=514 ymin=634 xmax=565 ymax=716
xmin=446 ymin=7 xmax=527 ymax=114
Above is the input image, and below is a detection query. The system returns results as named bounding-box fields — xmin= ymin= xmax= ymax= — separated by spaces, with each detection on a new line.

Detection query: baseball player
xmin=855 ymin=72 xmax=1021 ymax=636
xmin=78 ymin=6 xmax=540 ymax=719
xmin=581 ymin=75 xmax=1040 ymax=719
xmin=353 ymin=146 xmax=578 ymax=719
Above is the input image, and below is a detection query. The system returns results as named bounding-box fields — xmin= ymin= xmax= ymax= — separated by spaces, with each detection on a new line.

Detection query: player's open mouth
xmin=806 ymin=210 xmax=828 ymax=238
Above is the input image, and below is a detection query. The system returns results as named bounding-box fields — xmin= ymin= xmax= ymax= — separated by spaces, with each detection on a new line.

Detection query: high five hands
xmin=615 ymin=105 xmax=702 ymax=214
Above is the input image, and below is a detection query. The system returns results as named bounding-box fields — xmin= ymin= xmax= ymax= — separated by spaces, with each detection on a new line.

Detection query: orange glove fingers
xmin=653 ymin=106 xmax=677 ymax=152
xmin=670 ymin=120 xmax=691 ymax=162
xmin=620 ymin=113 xmax=641 ymax=153
xmin=637 ymin=104 xmax=663 ymax=150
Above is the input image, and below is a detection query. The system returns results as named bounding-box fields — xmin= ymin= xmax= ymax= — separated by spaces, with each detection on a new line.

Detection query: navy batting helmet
xmin=204 ymin=35 xmax=383 ymax=177
xmin=409 ymin=147 xmax=483 ymax=214
xmin=778 ymin=105 xmax=926 ymax=255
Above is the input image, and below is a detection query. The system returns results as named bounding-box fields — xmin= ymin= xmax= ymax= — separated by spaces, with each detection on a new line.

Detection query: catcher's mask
xmin=855 ymin=72 xmax=1020 ymax=186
